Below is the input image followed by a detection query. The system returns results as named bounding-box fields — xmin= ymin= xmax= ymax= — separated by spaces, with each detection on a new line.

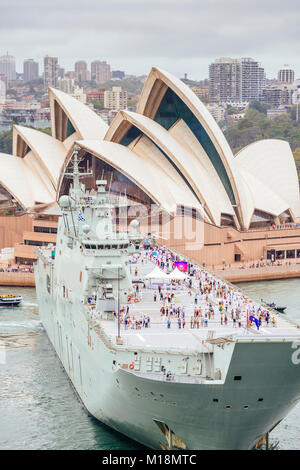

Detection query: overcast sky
xmin=1 ymin=0 xmax=300 ymax=80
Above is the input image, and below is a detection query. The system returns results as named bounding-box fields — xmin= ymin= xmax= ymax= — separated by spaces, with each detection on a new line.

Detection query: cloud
xmin=1 ymin=0 xmax=300 ymax=79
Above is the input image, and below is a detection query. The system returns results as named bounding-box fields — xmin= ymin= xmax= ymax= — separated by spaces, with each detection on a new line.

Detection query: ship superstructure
xmin=34 ymin=148 xmax=300 ymax=450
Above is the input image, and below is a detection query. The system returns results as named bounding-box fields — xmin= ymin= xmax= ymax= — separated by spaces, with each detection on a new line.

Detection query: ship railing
xmin=132 ymin=371 xmax=211 ymax=384
xmin=235 ymin=334 xmax=300 ymax=343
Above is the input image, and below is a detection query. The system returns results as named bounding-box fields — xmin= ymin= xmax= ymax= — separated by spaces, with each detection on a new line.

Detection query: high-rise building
xmin=278 ymin=65 xmax=295 ymax=84
xmin=75 ymin=61 xmax=89 ymax=82
xmin=240 ymin=58 xmax=263 ymax=102
xmin=65 ymin=71 xmax=76 ymax=80
xmin=104 ymin=86 xmax=127 ymax=110
xmin=44 ymin=55 xmax=58 ymax=89
xmin=258 ymin=66 xmax=266 ymax=100
xmin=23 ymin=59 xmax=39 ymax=82
xmin=209 ymin=57 xmax=265 ymax=104
xmin=0 ymin=53 xmax=16 ymax=82
xmin=58 ymin=66 xmax=65 ymax=79
xmin=57 ymin=77 xmax=75 ymax=94
xmin=209 ymin=58 xmax=241 ymax=103
xmin=91 ymin=60 xmax=111 ymax=83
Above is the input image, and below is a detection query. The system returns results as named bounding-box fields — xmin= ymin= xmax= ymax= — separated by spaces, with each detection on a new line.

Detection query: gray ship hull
xmin=34 ymin=167 xmax=300 ymax=450
xmin=36 ymin=285 xmax=300 ymax=450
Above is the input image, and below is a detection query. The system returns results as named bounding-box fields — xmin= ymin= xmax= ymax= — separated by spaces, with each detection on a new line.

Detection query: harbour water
xmin=0 ymin=278 xmax=299 ymax=450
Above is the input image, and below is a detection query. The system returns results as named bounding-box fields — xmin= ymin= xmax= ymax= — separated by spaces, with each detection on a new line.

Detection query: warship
xmin=34 ymin=147 xmax=300 ymax=450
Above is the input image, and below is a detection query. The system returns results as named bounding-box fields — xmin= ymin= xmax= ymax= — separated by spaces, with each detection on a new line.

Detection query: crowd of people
xmin=0 ymin=264 xmax=33 ymax=273
xmin=126 ymin=246 xmax=279 ymax=332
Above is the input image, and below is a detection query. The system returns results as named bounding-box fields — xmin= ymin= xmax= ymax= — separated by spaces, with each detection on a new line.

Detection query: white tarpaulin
xmin=168 ymin=267 xmax=188 ymax=280
xmin=144 ymin=266 xmax=170 ymax=279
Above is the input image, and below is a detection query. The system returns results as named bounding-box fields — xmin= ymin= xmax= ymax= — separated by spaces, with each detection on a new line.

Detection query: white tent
xmin=168 ymin=267 xmax=188 ymax=280
xmin=144 ymin=265 xmax=170 ymax=279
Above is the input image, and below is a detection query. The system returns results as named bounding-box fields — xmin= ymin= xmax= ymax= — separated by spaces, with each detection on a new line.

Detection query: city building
xmin=267 ymin=107 xmax=289 ymax=120
xmin=0 ymin=74 xmax=8 ymax=89
xmin=74 ymin=61 xmax=89 ymax=82
xmin=258 ymin=66 xmax=266 ymax=99
xmin=23 ymin=59 xmax=39 ymax=82
xmin=278 ymin=65 xmax=295 ymax=84
xmin=0 ymin=67 xmax=299 ymax=269
xmin=65 ymin=71 xmax=76 ymax=80
xmin=226 ymin=112 xmax=246 ymax=126
xmin=112 ymin=70 xmax=125 ymax=80
xmin=209 ymin=57 xmax=265 ymax=104
xmin=206 ymin=103 xmax=225 ymax=122
xmin=0 ymin=79 xmax=6 ymax=104
xmin=57 ymin=66 xmax=65 ymax=79
xmin=0 ymin=53 xmax=16 ymax=82
xmin=104 ymin=86 xmax=127 ymax=110
xmin=262 ymin=83 xmax=295 ymax=108
xmin=57 ymin=77 xmax=75 ymax=94
xmin=85 ymin=88 xmax=105 ymax=103
xmin=72 ymin=87 xmax=86 ymax=104
xmin=91 ymin=60 xmax=111 ymax=83
xmin=209 ymin=58 xmax=241 ymax=103
xmin=190 ymin=86 xmax=209 ymax=103
xmin=240 ymin=58 xmax=264 ymax=102
xmin=292 ymin=79 xmax=300 ymax=105
xmin=44 ymin=55 xmax=58 ymax=89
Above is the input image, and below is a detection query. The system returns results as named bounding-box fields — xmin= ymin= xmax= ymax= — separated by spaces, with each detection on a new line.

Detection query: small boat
xmin=0 ymin=294 xmax=22 ymax=307
xmin=263 ymin=300 xmax=286 ymax=313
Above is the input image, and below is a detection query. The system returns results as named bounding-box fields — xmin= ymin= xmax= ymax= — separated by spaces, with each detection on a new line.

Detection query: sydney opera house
xmin=1 ymin=66 xmax=300 ymax=268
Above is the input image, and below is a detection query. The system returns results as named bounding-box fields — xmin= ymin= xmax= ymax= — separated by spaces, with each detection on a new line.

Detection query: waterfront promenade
xmin=0 ymin=271 xmax=35 ymax=286
xmin=2 ymin=259 xmax=300 ymax=287
xmin=212 ymin=261 xmax=300 ymax=282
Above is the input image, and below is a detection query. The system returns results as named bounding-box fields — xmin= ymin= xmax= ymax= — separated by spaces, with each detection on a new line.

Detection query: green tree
xmin=0 ymin=129 xmax=13 ymax=154
xmin=249 ymin=100 xmax=271 ymax=115
xmin=0 ymin=126 xmax=52 ymax=155
xmin=93 ymin=100 xmax=104 ymax=110
xmin=226 ymin=105 xmax=240 ymax=115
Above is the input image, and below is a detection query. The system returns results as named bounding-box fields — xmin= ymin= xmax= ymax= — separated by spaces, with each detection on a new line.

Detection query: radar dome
xmin=59 ymin=195 xmax=74 ymax=209
xmin=82 ymin=224 xmax=90 ymax=234
xmin=130 ymin=219 xmax=140 ymax=229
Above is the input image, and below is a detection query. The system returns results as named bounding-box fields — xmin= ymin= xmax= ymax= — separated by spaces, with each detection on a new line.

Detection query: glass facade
xmin=66 ymin=119 xmax=76 ymax=139
xmin=120 ymin=125 xmax=142 ymax=146
xmin=60 ymin=151 xmax=153 ymax=207
xmin=153 ymin=87 xmax=236 ymax=205
xmin=119 ymin=124 xmax=200 ymax=206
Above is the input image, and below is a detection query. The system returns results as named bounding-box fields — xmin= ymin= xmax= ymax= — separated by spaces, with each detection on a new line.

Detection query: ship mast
xmin=64 ymin=144 xmax=93 ymax=203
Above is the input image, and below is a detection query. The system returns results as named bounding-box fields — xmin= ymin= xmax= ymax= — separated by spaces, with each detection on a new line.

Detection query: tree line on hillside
xmin=0 ymin=103 xmax=300 ymax=179
xmin=224 ymin=102 xmax=300 ymax=154
xmin=0 ymin=127 xmax=51 ymax=154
